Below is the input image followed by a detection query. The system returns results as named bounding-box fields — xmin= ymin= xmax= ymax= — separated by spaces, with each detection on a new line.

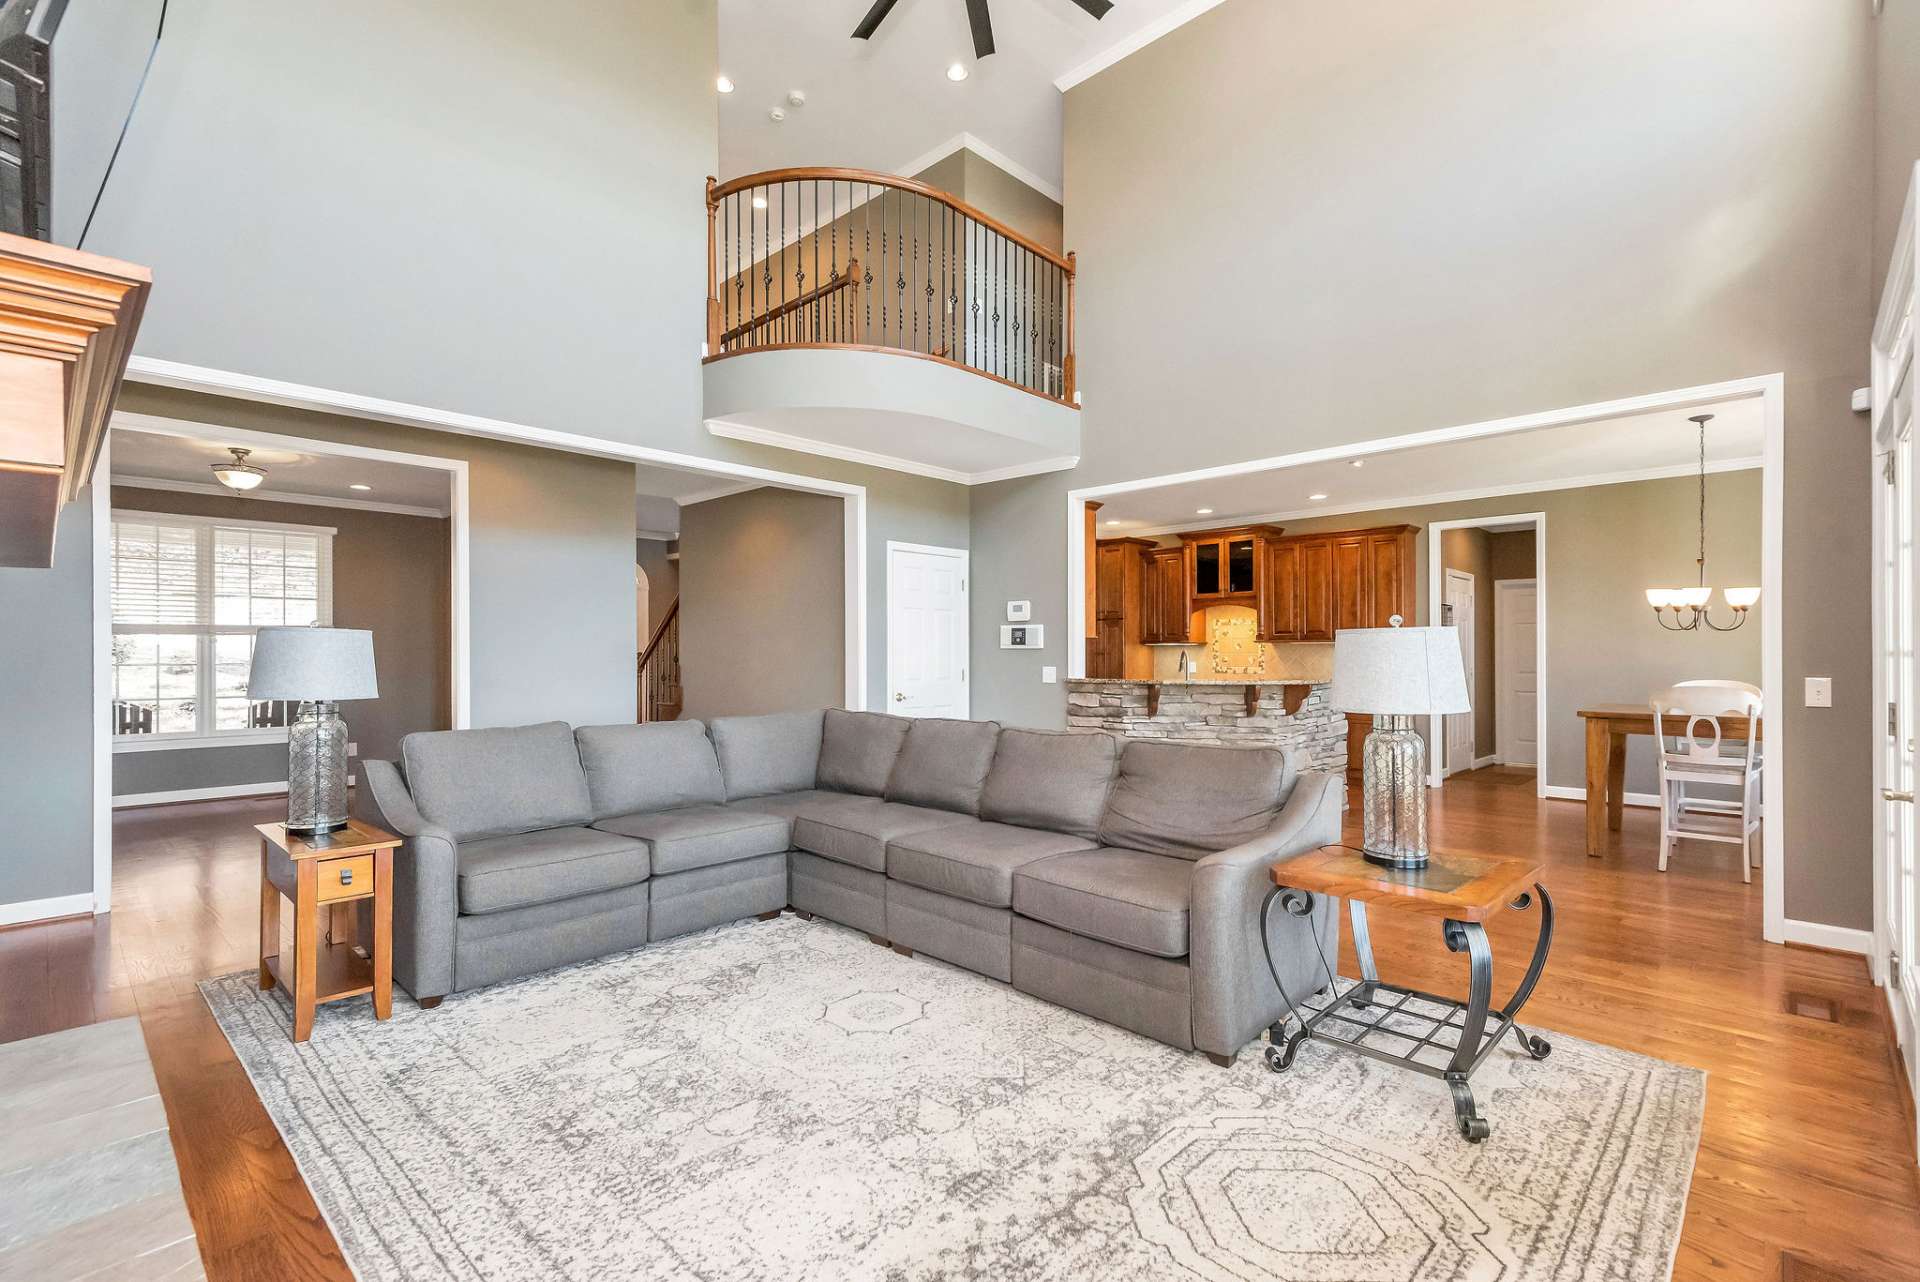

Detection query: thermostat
xmin=1000 ymin=624 xmax=1045 ymax=649
xmin=1007 ymin=600 xmax=1032 ymax=622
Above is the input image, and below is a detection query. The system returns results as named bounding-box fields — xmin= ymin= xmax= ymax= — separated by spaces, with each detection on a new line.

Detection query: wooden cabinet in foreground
xmin=0 ymin=232 xmax=151 ymax=568
xmin=1262 ymin=525 xmax=1417 ymax=641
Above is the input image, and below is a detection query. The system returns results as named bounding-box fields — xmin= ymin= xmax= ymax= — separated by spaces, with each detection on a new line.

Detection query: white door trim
xmin=1441 ymin=568 xmax=1477 ymax=778
xmin=1065 ymin=371 xmax=1784 ymax=946
xmin=1494 ymin=577 xmax=1540 ymax=768
xmin=885 ymin=541 xmax=970 ymax=719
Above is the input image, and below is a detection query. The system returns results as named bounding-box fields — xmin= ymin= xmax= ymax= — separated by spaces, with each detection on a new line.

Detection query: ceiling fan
xmin=853 ymin=0 xmax=1113 ymax=61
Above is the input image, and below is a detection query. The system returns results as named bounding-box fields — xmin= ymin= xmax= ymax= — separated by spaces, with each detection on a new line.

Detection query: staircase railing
xmin=706 ymin=168 xmax=1076 ymax=405
xmin=638 ymin=597 xmax=681 ymax=723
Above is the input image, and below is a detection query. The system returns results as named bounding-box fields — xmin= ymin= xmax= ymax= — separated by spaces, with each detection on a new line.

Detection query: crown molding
xmin=1054 ymin=0 xmax=1229 ymax=92
xmin=893 ymin=132 xmax=1063 ymax=205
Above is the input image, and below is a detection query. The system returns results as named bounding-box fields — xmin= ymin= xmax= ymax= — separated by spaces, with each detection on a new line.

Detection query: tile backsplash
xmin=1151 ymin=605 xmax=1336 ymax=682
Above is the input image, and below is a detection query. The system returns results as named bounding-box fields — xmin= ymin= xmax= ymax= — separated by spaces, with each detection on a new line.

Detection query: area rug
xmin=201 ymin=914 xmax=1702 ymax=1282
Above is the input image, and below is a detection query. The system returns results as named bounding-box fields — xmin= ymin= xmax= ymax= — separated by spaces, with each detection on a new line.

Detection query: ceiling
xmin=110 ymin=428 xmax=453 ymax=513
xmin=718 ymin=0 xmax=1209 ymax=192
xmin=1095 ymin=400 xmax=1768 ymax=534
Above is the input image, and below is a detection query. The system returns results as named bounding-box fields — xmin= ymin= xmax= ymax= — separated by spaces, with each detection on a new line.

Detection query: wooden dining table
xmin=1576 ymin=703 xmax=1762 ymax=857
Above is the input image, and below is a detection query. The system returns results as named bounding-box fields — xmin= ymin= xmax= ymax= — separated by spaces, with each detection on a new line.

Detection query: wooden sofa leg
xmin=793 ymin=910 xmax=815 ymax=921
xmin=1204 ymin=1051 xmax=1233 ymax=1068
xmin=867 ymin=934 xmax=890 ymax=948
xmin=891 ymin=944 xmax=914 ymax=958
xmin=417 ymin=996 xmax=444 ymax=1011
xmin=755 ymin=910 xmax=783 ymax=921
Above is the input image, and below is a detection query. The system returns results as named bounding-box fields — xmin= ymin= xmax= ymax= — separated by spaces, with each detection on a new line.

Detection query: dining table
xmin=1575 ymin=703 xmax=1762 ymax=857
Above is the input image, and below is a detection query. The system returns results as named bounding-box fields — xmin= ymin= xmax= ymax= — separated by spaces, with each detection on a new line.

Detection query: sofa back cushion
xmin=884 ymin=718 xmax=1001 ymax=814
xmin=707 ymin=709 xmax=824 ymax=799
xmin=575 ymin=721 xmax=725 ymax=818
xmin=400 ymin=721 xmax=593 ymax=842
xmin=1096 ymin=741 xmax=1299 ymax=860
xmin=978 ymin=729 xmax=1120 ymax=841
xmin=816 ymin=708 xmax=910 ymax=796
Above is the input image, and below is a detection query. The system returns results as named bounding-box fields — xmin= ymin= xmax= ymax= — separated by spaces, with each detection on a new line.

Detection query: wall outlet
xmin=1041 ymin=665 xmax=1058 ymax=684
xmin=1804 ymin=676 xmax=1832 ymax=708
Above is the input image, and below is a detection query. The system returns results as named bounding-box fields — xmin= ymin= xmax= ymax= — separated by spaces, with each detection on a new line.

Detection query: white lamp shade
xmin=1330 ymin=626 xmax=1470 ymax=716
xmin=247 ymin=626 xmax=378 ymax=701
xmin=1723 ymin=586 xmax=1761 ymax=609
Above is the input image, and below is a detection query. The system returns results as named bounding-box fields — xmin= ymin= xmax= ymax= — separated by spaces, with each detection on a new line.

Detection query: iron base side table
xmin=1261 ymin=844 xmax=1554 ymax=1142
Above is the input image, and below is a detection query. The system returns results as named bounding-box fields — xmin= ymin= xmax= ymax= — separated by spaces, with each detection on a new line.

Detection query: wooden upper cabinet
xmin=1083 ymin=501 xmax=1102 ymax=638
xmin=1365 ymin=526 xmax=1416 ymax=627
xmin=1141 ymin=546 xmax=1197 ymax=645
xmin=1261 ymin=539 xmax=1301 ymax=639
xmin=1090 ymin=538 xmax=1156 ymax=678
xmin=1331 ymin=535 xmax=1369 ymax=633
xmin=1260 ymin=524 xmax=1416 ymax=642
xmin=1183 ymin=524 xmax=1283 ymax=604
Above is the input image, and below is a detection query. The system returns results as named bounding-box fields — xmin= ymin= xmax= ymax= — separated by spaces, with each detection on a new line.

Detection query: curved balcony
xmin=702 ymin=168 xmax=1080 ymax=483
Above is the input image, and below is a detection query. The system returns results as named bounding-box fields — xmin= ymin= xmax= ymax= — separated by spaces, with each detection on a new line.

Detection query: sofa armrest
xmin=358 ymin=759 xmax=459 ymax=1000
xmin=1188 ymin=769 xmax=1345 ymax=1057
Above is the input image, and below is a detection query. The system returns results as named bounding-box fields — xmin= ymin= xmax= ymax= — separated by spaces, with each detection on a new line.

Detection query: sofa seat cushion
xmin=790 ymin=794 xmax=974 ymax=872
xmin=458 ymin=826 xmax=650 ymax=915
xmin=592 ymin=804 xmax=790 ymax=875
xmin=1012 ymin=848 xmax=1193 ymax=959
xmin=723 ymin=788 xmax=840 ymax=832
xmin=888 ymin=820 xmax=1097 ymax=908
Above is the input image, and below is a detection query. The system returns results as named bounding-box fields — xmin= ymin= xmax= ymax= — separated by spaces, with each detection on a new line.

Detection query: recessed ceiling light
xmin=946 ymin=62 xmax=969 ymax=82
xmin=716 ymin=74 xmax=735 ymax=94
xmin=1349 ymin=459 xmax=1365 ymax=468
xmin=1104 ymin=518 xmax=1121 ymax=525
xmin=1195 ymin=507 xmax=1213 ymax=516
xmin=349 ymin=483 xmax=372 ymax=492
xmin=1309 ymin=493 xmax=1328 ymax=501
xmin=751 ymin=194 xmax=768 ymax=210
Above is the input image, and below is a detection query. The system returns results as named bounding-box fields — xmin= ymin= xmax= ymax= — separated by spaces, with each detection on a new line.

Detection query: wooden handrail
xmin=640 ymin=596 xmax=679 ymax=669
xmin=709 ymin=167 xmax=1076 ymax=273
xmin=720 ymin=257 xmax=860 ymax=345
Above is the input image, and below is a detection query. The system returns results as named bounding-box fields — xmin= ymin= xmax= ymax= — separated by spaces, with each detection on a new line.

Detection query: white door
xmin=887 ymin=543 xmax=969 ymax=718
xmin=1495 ymin=579 xmax=1539 ymax=767
xmin=1442 ymin=569 xmax=1476 ymax=774
xmin=1872 ymin=159 xmax=1920 ymax=1151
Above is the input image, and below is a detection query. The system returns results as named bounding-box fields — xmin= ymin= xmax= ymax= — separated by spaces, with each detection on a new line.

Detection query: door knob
xmin=1885 ymin=788 xmax=1913 ymax=803
xmin=894 ymin=692 xmax=906 ymax=702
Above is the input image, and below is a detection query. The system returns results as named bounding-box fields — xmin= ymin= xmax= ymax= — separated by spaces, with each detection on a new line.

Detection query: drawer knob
xmin=339 ymin=867 xmax=354 ymax=885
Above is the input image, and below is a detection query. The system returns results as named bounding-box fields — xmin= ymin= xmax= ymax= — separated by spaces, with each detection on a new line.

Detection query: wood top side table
xmin=1261 ymin=844 xmax=1554 ymax=1142
xmin=257 ymin=819 xmax=402 ymax=1043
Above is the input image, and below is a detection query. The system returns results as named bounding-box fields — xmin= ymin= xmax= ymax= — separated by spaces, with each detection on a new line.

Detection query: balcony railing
xmin=706 ymin=167 xmax=1076 ymax=406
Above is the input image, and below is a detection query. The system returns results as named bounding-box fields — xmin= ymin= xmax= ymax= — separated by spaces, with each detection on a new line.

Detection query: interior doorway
xmin=886 ymin=542 xmax=970 ymax=718
xmin=1496 ymin=578 xmax=1541 ymax=767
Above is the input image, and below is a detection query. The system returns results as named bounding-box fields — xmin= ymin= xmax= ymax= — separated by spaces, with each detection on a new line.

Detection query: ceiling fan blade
xmin=964 ymin=0 xmax=996 ymax=57
xmin=851 ymin=0 xmax=903 ymax=40
xmin=1067 ymin=0 xmax=1114 ymax=17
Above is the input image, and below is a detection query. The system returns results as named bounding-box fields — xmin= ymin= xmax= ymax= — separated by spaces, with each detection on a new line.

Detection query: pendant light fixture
xmin=211 ymin=446 xmax=266 ymax=492
xmin=1645 ymin=413 xmax=1758 ymax=632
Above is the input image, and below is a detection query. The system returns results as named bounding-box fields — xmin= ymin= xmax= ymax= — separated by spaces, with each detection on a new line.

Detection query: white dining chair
xmin=1671 ymin=679 xmax=1763 ymax=819
xmin=1650 ymin=683 xmax=1764 ymax=881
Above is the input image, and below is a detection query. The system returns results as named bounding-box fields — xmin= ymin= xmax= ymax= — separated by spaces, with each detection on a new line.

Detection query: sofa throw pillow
xmin=816 ymin=708 xmax=911 ymax=796
xmin=883 ymin=717 xmax=1001 ymax=813
xmin=400 ymin=721 xmax=594 ymax=842
xmin=574 ymin=721 xmax=725 ymax=819
xmin=977 ymin=728 xmax=1119 ymax=841
xmin=1096 ymin=740 xmax=1294 ymax=860
xmin=708 ymin=709 xmax=825 ymax=799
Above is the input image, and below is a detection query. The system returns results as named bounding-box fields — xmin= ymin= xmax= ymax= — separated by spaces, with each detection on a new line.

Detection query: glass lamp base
xmin=1360 ymin=715 xmax=1430 ymax=869
xmin=287 ymin=700 xmax=350 ymax=835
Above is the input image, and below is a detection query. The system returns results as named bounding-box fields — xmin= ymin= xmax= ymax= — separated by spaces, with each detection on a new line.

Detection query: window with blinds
xmin=110 ymin=513 xmax=334 ymax=742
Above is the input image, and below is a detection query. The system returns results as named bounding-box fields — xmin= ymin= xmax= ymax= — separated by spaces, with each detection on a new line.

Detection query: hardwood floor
xmin=1 ymin=772 xmax=1914 ymax=1281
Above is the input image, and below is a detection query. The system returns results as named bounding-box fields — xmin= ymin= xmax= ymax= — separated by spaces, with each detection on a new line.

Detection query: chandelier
xmin=1645 ymin=413 xmax=1758 ymax=632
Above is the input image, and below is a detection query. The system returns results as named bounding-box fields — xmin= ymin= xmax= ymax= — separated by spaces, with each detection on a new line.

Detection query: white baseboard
xmin=1541 ymin=784 xmax=1661 ymax=808
xmin=113 ymin=780 xmax=289 ymax=809
xmin=0 ymin=891 xmax=95 ymax=926
xmin=1781 ymin=918 xmax=1875 ymax=957
xmin=1473 ymin=753 xmax=1501 ymax=770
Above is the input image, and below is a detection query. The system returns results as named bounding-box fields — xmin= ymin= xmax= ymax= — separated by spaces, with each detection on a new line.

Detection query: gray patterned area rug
xmin=201 ymin=914 xmax=1702 ymax=1282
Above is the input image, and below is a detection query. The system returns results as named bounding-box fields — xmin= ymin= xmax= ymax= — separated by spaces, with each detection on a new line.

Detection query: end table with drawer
xmin=257 ymin=819 xmax=403 ymax=1042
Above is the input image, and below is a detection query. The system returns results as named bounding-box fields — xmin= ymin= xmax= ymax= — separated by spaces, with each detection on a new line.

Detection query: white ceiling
xmin=111 ymin=428 xmax=453 ymax=513
xmin=1096 ymin=400 xmax=1768 ymax=534
xmin=718 ymin=0 xmax=1209 ymax=193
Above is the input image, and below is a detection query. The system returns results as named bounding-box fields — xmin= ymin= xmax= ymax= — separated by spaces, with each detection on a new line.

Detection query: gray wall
xmin=119 ymin=385 xmax=638 ymax=733
xmin=1876 ymin=0 xmax=1920 ymax=282
xmin=73 ymin=0 xmax=716 ymax=456
xmin=678 ymin=487 xmax=845 ymax=718
xmin=0 ymin=497 xmax=95 ymax=906
xmin=109 ymin=487 xmax=452 ymax=798
xmin=968 ymin=0 xmax=1874 ymax=929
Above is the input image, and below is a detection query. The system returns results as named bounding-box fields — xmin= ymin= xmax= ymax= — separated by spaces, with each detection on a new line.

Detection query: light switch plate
xmin=1041 ymin=665 xmax=1058 ymax=684
xmin=1804 ymin=676 xmax=1832 ymax=708
xmin=1007 ymin=600 xmax=1032 ymax=622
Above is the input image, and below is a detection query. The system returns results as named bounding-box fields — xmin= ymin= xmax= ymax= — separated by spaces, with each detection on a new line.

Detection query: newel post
xmin=705 ymin=176 xmax=721 ymax=356
xmin=1063 ymin=250 xmax=1077 ymax=404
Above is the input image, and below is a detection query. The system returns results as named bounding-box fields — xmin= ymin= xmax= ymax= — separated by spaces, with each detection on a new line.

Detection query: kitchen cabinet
xmin=1262 ymin=525 xmax=1417 ymax=641
xmin=1087 ymin=538 xmax=1155 ymax=678
xmin=1141 ymin=546 xmax=1199 ymax=644
xmin=1183 ymin=525 xmax=1284 ymax=602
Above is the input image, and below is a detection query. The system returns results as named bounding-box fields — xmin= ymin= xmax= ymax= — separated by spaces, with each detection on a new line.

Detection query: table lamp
xmin=1329 ymin=620 xmax=1470 ymax=868
xmin=248 ymin=626 xmax=378 ymax=835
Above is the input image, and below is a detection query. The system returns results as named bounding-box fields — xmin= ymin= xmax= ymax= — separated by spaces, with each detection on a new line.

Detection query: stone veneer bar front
xmin=1065 ymin=679 xmax=1348 ymax=774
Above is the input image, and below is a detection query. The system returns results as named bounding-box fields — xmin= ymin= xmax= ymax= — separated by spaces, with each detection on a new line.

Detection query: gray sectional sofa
xmin=359 ymin=709 xmax=1343 ymax=1062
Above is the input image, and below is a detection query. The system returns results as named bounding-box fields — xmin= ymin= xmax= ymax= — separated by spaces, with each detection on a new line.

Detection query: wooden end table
xmin=257 ymin=819 xmax=402 ymax=1043
xmin=1261 ymin=844 xmax=1554 ymax=1142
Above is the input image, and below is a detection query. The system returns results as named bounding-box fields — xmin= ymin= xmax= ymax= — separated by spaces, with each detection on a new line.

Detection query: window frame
xmin=109 ymin=510 xmax=337 ymax=754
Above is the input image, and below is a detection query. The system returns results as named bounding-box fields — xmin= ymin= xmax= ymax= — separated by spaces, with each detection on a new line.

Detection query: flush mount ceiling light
xmin=751 ymin=194 xmax=769 ymax=210
xmin=349 ymin=483 xmax=372 ymax=492
xmin=211 ymin=446 xmax=265 ymax=492
xmin=946 ymin=62 xmax=969 ymax=82
xmin=715 ymin=74 xmax=735 ymax=93
xmin=1195 ymin=507 xmax=1214 ymax=516
xmin=1350 ymin=459 xmax=1365 ymax=468
xmin=1645 ymin=412 xmax=1758 ymax=632
xmin=854 ymin=0 xmax=1111 ymax=60
xmin=1309 ymin=493 xmax=1329 ymax=501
